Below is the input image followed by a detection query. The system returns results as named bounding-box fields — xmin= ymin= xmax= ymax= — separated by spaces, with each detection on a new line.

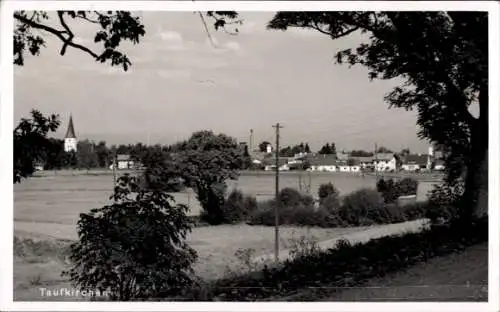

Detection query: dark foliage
xmin=377 ymin=178 xmax=419 ymax=204
xmin=221 ymin=189 xmax=258 ymax=224
xmin=63 ymin=174 xmax=197 ymax=300
xmin=190 ymin=217 xmax=487 ymax=301
xmin=337 ymin=188 xmax=385 ymax=226
xmin=14 ymin=110 xmax=60 ymax=183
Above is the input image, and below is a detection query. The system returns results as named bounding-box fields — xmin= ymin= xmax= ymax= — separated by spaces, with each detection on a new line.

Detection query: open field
xmin=13 ymin=173 xmax=440 ymax=301
xmin=16 ymin=172 xmax=439 ymax=221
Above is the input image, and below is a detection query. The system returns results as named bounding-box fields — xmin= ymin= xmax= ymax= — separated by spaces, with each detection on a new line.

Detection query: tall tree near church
xmin=266 ymin=12 xmax=488 ymax=222
xmin=14 ymin=110 xmax=60 ymax=183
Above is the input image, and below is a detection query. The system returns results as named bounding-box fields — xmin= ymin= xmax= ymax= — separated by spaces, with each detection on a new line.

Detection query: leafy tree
xmin=267 ymin=12 xmax=488 ymax=222
xmin=330 ymin=142 xmax=337 ymax=156
xmin=376 ymin=146 xmax=393 ymax=154
xmin=350 ymin=150 xmax=374 ymax=157
xmin=14 ymin=110 xmax=60 ymax=183
xmin=95 ymin=141 xmax=109 ymax=168
xmin=43 ymin=138 xmax=66 ymax=170
xmin=346 ymin=158 xmax=357 ymax=166
xmin=14 ymin=10 xmax=239 ymax=70
xmin=318 ymin=182 xmax=339 ymax=203
xmin=64 ymin=174 xmax=197 ymax=300
xmin=178 ymin=131 xmax=243 ymax=225
xmin=304 ymin=143 xmax=311 ymax=153
xmin=318 ymin=143 xmax=336 ymax=155
xmin=14 ymin=11 xmax=145 ymax=70
xmin=76 ymin=139 xmax=99 ymax=171
xmin=401 ymin=148 xmax=411 ymax=157
xmin=258 ymin=141 xmax=272 ymax=153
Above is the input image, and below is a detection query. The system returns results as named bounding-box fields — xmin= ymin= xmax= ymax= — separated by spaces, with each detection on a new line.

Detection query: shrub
xmin=221 ymin=189 xmax=258 ymax=223
xmin=64 ymin=174 xmax=197 ymax=300
xmin=318 ymin=183 xmax=339 ymax=203
xmin=248 ymin=199 xmax=328 ymax=227
xmin=320 ymin=193 xmax=341 ymax=214
xmin=199 ymin=182 xmax=228 ymax=225
xmin=377 ymin=178 xmax=418 ymax=203
xmin=426 ymin=183 xmax=463 ymax=223
xmin=337 ymin=188 xmax=385 ymax=226
xmin=278 ymin=187 xmax=311 ymax=207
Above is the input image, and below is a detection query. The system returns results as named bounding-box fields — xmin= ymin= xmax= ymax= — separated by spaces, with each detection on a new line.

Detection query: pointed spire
xmin=65 ymin=114 xmax=76 ymax=139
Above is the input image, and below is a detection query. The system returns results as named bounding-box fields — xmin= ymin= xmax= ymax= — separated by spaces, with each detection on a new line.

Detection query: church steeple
xmin=65 ymin=114 xmax=76 ymax=139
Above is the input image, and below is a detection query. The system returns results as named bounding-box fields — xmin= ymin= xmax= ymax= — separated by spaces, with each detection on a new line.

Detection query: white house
xmin=308 ymin=154 xmax=337 ymax=172
xmin=338 ymin=165 xmax=351 ymax=172
xmin=374 ymin=153 xmax=397 ymax=172
xmin=110 ymin=154 xmax=135 ymax=170
xmin=401 ymin=154 xmax=428 ymax=171
xmin=349 ymin=166 xmax=361 ymax=172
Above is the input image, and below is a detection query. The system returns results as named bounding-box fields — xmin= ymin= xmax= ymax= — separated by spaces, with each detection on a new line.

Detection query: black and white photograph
xmin=2 ymin=1 xmax=498 ymax=310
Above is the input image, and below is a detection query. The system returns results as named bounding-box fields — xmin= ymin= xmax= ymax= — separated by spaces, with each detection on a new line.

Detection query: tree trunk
xmin=460 ymin=83 xmax=488 ymax=222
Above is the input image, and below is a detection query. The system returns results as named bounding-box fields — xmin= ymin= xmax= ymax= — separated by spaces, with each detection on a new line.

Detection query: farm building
xmin=308 ymin=154 xmax=337 ymax=172
xmin=401 ymin=154 xmax=428 ymax=171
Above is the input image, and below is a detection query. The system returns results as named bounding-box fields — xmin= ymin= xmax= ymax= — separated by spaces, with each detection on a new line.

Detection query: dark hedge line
xmin=184 ymin=218 xmax=487 ymax=301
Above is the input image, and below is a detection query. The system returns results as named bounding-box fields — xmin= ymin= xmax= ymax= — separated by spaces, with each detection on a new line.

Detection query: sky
xmin=14 ymin=11 xmax=430 ymax=154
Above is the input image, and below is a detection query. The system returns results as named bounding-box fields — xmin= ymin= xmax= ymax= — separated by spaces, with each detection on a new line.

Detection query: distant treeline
xmin=42 ymin=138 xmax=253 ymax=171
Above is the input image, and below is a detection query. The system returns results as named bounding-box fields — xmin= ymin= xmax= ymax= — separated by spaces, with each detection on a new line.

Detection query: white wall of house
xmin=349 ymin=166 xmax=361 ymax=172
xmin=316 ymin=165 xmax=336 ymax=172
xmin=117 ymin=160 xmax=134 ymax=170
xmin=434 ymin=164 xmax=445 ymax=171
xmin=375 ymin=158 xmax=396 ymax=171
xmin=402 ymin=164 xmax=420 ymax=171
xmin=339 ymin=166 xmax=351 ymax=172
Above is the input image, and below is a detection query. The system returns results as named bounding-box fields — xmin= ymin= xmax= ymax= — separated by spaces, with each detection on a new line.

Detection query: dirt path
xmin=275 ymin=243 xmax=488 ymax=301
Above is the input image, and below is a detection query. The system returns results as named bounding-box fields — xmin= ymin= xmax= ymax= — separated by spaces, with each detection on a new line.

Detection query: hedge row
xmin=184 ymin=218 xmax=487 ymax=301
xmin=247 ymin=186 xmax=429 ymax=227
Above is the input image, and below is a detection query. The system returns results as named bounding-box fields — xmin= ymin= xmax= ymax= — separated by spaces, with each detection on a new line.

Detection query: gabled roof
xmin=375 ymin=153 xmax=394 ymax=161
xmin=309 ymin=154 xmax=338 ymax=166
xmin=351 ymin=156 xmax=374 ymax=163
xmin=65 ymin=115 xmax=76 ymax=139
xmin=262 ymin=157 xmax=289 ymax=166
xmin=403 ymin=154 xmax=428 ymax=165
xmin=117 ymin=154 xmax=131 ymax=161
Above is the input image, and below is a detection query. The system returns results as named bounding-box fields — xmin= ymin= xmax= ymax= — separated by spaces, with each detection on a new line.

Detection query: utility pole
xmin=374 ymin=143 xmax=379 ymax=182
xmin=272 ymin=122 xmax=283 ymax=262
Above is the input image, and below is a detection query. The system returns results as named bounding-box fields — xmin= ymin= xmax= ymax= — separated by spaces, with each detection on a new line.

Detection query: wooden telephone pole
xmin=272 ymin=123 xmax=283 ymax=262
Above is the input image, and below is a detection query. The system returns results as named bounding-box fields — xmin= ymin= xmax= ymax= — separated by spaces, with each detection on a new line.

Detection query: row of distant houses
xmin=254 ymin=151 xmax=445 ymax=173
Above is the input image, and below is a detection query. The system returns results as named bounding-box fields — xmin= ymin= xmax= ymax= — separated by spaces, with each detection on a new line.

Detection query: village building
xmin=374 ymin=153 xmax=398 ymax=172
xmin=308 ymin=154 xmax=338 ymax=172
xmin=262 ymin=157 xmax=290 ymax=171
xmin=401 ymin=154 xmax=428 ymax=171
xmin=64 ymin=114 xmax=77 ymax=153
xmin=114 ymin=154 xmax=135 ymax=170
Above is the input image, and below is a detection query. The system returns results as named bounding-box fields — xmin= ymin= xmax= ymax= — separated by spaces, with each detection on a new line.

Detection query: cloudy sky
xmin=14 ymin=11 xmax=430 ymax=153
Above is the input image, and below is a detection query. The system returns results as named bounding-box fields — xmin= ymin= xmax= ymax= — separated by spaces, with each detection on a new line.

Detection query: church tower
xmin=64 ymin=114 xmax=77 ymax=152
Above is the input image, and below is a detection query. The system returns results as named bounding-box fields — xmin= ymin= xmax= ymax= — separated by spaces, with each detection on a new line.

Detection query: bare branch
xmin=197 ymin=11 xmax=217 ymax=48
xmin=14 ymin=12 xmax=98 ymax=59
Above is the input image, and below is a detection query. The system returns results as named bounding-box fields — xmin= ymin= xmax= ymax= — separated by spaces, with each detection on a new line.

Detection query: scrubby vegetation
xmin=376 ymin=177 xmax=419 ymax=204
xmin=184 ymin=217 xmax=487 ymax=301
xmin=248 ymin=183 xmax=429 ymax=228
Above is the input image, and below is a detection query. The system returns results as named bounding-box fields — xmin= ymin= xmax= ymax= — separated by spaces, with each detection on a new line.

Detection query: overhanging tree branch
xmin=14 ymin=12 xmax=98 ymax=59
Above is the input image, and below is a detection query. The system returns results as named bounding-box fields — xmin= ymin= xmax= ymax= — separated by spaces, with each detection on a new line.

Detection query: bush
xmin=320 ymin=193 xmax=341 ymax=214
xmin=337 ymin=188 xmax=385 ymax=226
xmin=278 ymin=187 xmax=313 ymax=207
xmin=199 ymin=182 xmax=228 ymax=225
xmin=318 ymin=183 xmax=339 ymax=203
xmin=377 ymin=178 xmax=418 ymax=204
xmin=248 ymin=199 xmax=328 ymax=227
xmin=426 ymin=183 xmax=463 ymax=223
xmin=220 ymin=189 xmax=258 ymax=224
xmin=64 ymin=174 xmax=198 ymax=300
xmin=201 ymin=218 xmax=487 ymax=301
